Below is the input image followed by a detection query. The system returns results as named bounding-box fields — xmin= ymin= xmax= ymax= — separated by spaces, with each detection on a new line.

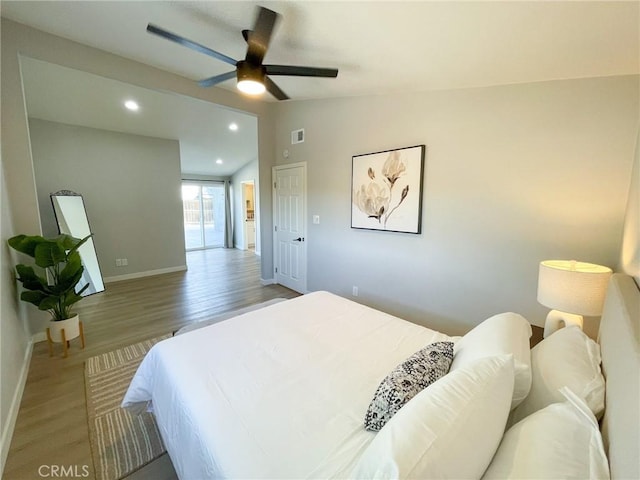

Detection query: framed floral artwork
xmin=351 ymin=145 xmax=425 ymax=234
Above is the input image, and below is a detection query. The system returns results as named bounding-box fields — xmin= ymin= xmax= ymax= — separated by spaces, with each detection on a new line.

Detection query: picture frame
xmin=351 ymin=144 xmax=425 ymax=234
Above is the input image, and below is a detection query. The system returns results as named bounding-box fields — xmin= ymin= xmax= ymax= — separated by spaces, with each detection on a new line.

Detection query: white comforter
xmin=122 ymin=291 xmax=454 ymax=479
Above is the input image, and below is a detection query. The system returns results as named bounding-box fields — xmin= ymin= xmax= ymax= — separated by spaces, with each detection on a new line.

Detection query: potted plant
xmin=8 ymin=233 xmax=91 ymax=353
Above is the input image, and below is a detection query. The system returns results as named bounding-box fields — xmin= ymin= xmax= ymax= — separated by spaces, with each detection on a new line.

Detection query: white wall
xmin=274 ymin=75 xmax=639 ymax=335
xmin=0 ymin=161 xmax=31 ymax=474
xmin=29 ymin=119 xmax=185 ymax=283
xmin=231 ymin=159 xmax=259 ymax=253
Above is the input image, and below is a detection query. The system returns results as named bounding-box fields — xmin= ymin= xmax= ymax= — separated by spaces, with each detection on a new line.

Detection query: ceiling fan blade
xmin=198 ymin=71 xmax=237 ymax=88
xmin=264 ymin=76 xmax=289 ymax=101
xmin=147 ymin=24 xmax=237 ymax=67
xmin=245 ymin=7 xmax=278 ymax=66
xmin=265 ymin=65 xmax=339 ymax=78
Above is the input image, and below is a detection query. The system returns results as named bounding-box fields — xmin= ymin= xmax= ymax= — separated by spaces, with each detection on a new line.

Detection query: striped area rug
xmin=85 ymin=334 xmax=171 ymax=480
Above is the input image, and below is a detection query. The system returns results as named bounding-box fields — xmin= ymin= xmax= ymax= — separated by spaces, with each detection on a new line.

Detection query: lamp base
xmin=543 ymin=310 xmax=584 ymax=338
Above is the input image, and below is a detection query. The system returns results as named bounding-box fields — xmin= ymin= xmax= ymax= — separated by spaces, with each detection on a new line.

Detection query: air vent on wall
xmin=291 ymin=128 xmax=305 ymax=144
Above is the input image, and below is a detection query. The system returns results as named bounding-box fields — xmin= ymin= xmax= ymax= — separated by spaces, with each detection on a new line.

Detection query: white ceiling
xmin=20 ymin=57 xmax=258 ymax=176
xmin=3 ymin=1 xmax=638 ymax=174
xmin=3 ymin=1 xmax=638 ymax=98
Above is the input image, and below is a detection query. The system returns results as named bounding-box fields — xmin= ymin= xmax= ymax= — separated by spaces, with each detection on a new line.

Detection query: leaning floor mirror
xmin=51 ymin=190 xmax=105 ymax=296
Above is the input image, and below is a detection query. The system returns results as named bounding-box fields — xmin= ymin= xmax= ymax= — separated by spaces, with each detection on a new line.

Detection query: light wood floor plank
xmin=3 ymin=249 xmax=298 ymax=480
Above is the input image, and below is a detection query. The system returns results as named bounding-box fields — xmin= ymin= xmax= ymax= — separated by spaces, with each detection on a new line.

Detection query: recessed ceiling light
xmin=124 ymin=100 xmax=139 ymax=111
xmin=216 ymin=159 xmax=224 ymax=165
xmin=229 ymin=123 xmax=238 ymax=131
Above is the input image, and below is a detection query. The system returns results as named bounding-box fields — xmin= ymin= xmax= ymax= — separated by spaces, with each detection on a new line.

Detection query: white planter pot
xmin=48 ymin=315 xmax=80 ymax=343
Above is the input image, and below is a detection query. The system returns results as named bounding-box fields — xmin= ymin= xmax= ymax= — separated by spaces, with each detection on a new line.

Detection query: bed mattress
xmin=122 ymin=291 xmax=455 ymax=479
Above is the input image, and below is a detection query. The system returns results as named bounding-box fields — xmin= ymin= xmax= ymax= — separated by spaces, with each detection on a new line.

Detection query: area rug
xmin=85 ymin=334 xmax=171 ymax=480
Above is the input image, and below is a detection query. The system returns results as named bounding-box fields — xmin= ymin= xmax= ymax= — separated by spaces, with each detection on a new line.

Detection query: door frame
xmin=240 ymin=180 xmax=255 ymax=250
xmin=272 ymin=162 xmax=307 ymax=293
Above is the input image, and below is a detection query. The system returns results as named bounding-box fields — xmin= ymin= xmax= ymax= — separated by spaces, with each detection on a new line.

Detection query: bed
xmin=122 ymin=291 xmax=456 ymax=478
xmin=122 ymin=274 xmax=639 ymax=479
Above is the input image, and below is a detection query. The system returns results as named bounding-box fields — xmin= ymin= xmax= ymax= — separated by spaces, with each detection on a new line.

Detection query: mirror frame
xmin=50 ymin=189 xmax=105 ymax=296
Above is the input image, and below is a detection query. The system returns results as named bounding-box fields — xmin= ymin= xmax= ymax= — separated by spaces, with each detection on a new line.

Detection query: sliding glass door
xmin=182 ymin=182 xmax=226 ymax=250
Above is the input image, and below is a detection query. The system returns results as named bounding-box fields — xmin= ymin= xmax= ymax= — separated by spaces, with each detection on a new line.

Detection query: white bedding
xmin=122 ymin=291 xmax=455 ymax=479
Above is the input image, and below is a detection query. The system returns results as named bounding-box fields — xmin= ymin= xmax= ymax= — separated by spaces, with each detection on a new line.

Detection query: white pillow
xmin=351 ymin=355 xmax=514 ymax=480
xmin=483 ymin=387 xmax=610 ymax=480
xmin=509 ymin=325 xmax=605 ymax=426
xmin=450 ymin=312 xmax=532 ymax=409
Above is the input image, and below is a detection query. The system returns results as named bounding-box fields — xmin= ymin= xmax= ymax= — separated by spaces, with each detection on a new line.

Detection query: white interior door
xmin=273 ymin=163 xmax=307 ymax=293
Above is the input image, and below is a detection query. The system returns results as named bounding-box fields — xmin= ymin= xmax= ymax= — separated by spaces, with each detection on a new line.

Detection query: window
xmin=182 ymin=182 xmax=226 ymax=250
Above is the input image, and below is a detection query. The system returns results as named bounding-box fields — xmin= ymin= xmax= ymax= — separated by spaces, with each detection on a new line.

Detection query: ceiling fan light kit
xmin=147 ymin=6 xmax=338 ymax=101
xmin=236 ymin=61 xmax=266 ymax=95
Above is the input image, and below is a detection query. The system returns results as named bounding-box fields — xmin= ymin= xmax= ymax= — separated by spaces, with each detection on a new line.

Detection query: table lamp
xmin=537 ymin=260 xmax=612 ymax=337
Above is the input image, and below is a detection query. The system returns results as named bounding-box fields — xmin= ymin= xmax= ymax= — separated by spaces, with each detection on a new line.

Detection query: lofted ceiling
xmin=3 ymin=1 xmax=638 ymax=175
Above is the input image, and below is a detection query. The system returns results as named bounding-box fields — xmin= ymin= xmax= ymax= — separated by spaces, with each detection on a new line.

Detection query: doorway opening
xmin=182 ymin=182 xmax=226 ymax=250
xmin=241 ymin=181 xmax=256 ymax=251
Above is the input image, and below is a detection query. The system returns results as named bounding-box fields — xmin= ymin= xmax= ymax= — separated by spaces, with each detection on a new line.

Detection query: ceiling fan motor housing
xmin=237 ymin=60 xmax=266 ymax=83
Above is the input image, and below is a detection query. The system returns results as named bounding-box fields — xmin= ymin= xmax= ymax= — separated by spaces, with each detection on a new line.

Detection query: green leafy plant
xmin=8 ymin=234 xmax=91 ymax=321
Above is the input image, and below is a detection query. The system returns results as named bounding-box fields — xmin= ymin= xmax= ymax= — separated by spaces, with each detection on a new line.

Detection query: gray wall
xmin=29 ymin=119 xmax=185 ymax=282
xmin=0 ymin=161 xmax=31 ymax=472
xmin=231 ymin=159 xmax=259 ymax=253
xmin=620 ymin=128 xmax=640 ymax=284
xmin=274 ymin=75 xmax=639 ymax=335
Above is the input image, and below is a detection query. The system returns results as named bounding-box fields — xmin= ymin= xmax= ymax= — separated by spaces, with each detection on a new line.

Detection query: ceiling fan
xmin=147 ymin=6 xmax=339 ymax=101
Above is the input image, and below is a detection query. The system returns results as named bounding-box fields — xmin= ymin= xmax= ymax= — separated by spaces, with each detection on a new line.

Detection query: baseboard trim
xmin=260 ymin=277 xmax=275 ymax=286
xmin=104 ymin=265 xmax=187 ymax=284
xmin=0 ymin=338 xmax=33 ymax=476
xmin=32 ymin=331 xmax=46 ymax=343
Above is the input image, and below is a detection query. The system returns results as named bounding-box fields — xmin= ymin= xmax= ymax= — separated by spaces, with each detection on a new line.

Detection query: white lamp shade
xmin=537 ymin=260 xmax=612 ymax=316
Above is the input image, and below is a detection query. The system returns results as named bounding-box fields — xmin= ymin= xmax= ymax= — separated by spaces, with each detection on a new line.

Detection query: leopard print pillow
xmin=364 ymin=341 xmax=454 ymax=432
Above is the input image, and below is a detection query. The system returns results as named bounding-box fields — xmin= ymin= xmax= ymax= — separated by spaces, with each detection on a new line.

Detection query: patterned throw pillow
xmin=364 ymin=341 xmax=454 ymax=432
